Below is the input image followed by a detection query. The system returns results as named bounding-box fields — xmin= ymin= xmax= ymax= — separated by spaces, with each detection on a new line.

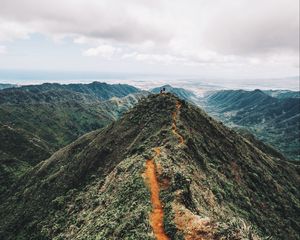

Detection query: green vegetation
xmin=0 ymin=93 xmax=299 ymax=240
xmin=0 ymin=82 xmax=140 ymax=104
xmin=263 ymin=90 xmax=300 ymax=99
xmin=202 ymin=89 xmax=300 ymax=160
xmin=0 ymin=83 xmax=16 ymax=90
xmin=0 ymin=83 xmax=146 ymax=195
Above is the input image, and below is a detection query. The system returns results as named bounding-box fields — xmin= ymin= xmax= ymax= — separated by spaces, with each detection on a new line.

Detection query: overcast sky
xmin=0 ymin=0 xmax=299 ymax=79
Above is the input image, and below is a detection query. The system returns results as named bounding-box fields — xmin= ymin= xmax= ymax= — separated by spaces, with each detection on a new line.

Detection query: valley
xmin=199 ymin=89 xmax=300 ymax=160
xmin=0 ymin=92 xmax=299 ymax=240
xmin=1 ymin=1 xmax=299 ymax=239
xmin=0 ymin=82 xmax=147 ymax=195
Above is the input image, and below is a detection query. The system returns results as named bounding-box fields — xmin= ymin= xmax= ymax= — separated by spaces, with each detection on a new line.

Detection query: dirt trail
xmin=144 ymin=100 xmax=184 ymax=240
xmin=144 ymin=147 xmax=169 ymax=240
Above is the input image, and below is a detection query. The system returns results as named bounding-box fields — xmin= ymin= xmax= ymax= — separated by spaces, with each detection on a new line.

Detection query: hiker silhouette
xmin=160 ymin=87 xmax=166 ymax=94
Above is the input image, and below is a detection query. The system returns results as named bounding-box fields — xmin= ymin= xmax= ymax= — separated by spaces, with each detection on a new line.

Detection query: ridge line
xmin=143 ymin=99 xmax=185 ymax=240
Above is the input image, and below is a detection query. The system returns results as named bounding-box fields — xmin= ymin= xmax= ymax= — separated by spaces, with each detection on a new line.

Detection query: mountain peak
xmin=1 ymin=93 xmax=299 ymax=240
xmin=150 ymin=85 xmax=196 ymax=102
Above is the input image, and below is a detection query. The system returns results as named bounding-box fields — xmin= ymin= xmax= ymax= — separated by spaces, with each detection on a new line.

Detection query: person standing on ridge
xmin=160 ymin=87 xmax=166 ymax=94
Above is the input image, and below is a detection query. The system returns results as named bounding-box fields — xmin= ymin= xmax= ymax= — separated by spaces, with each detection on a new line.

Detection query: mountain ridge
xmin=202 ymin=89 xmax=300 ymax=160
xmin=151 ymin=85 xmax=197 ymax=102
xmin=0 ymin=83 xmax=147 ymax=196
xmin=0 ymin=93 xmax=299 ymax=240
xmin=0 ymin=81 xmax=140 ymax=104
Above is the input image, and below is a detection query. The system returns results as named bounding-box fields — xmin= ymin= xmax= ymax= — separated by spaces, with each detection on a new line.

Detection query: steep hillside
xmin=0 ymin=124 xmax=50 ymax=194
xmin=1 ymin=93 xmax=299 ymax=240
xmin=264 ymin=90 xmax=300 ymax=99
xmin=0 ymin=84 xmax=147 ymax=195
xmin=0 ymin=88 xmax=98 ymax=104
xmin=0 ymin=82 xmax=139 ymax=103
xmin=202 ymin=90 xmax=300 ymax=160
xmin=0 ymin=91 xmax=145 ymax=150
xmin=0 ymin=83 xmax=16 ymax=90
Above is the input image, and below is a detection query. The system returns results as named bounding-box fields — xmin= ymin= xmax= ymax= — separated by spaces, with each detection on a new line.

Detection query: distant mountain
xmin=263 ymin=90 xmax=300 ymax=99
xmin=0 ymin=83 xmax=16 ymax=90
xmin=151 ymin=84 xmax=197 ymax=102
xmin=0 ymin=88 xmax=99 ymax=104
xmin=202 ymin=89 xmax=300 ymax=160
xmin=0 ymin=83 xmax=147 ymax=195
xmin=1 ymin=94 xmax=299 ymax=240
xmin=0 ymin=81 xmax=140 ymax=103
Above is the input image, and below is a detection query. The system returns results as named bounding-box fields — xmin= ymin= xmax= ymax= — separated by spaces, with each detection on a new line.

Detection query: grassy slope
xmin=264 ymin=90 xmax=300 ymax=99
xmin=0 ymin=84 xmax=16 ymax=90
xmin=0 ymin=94 xmax=299 ymax=240
xmin=0 ymin=82 xmax=140 ymax=103
xmin=0 ymin=124 xmax=51 ymax=194
xmin=204 ymin=90 xmax=300 ymax=160
xmin=0 ymin=85 xmax=146 ymax=196
xmin=0 ymin=94 xmax=173 ymax=240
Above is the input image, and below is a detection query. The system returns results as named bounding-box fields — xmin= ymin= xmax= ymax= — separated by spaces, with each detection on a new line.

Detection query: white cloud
xmin=122 ymin=52 xmax=186 ymax=65
xmin=0 ymin=0 xmax=298 ymax=75
xmin=0 ymin=20 xmax=32 ymax=41
xmin=0 ymin=45 xmax=7 ymax=54
xmin=0 ymin=0 xmax=172 ymax=44
xmin=203 ymin=0 xmax=299 ymax=55
xmin=83 ymin=44 xmax=120 ymax=58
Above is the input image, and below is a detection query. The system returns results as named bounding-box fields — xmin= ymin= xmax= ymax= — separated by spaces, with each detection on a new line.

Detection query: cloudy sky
xmin=0 ymin=0 xmax=299 ymax=79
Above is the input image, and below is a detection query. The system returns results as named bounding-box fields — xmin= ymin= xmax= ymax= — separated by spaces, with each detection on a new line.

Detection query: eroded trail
xmin=144 ymin=147 xmax=169 ymax=240
xmin=144 ymin=100 xmax=184 ymax=240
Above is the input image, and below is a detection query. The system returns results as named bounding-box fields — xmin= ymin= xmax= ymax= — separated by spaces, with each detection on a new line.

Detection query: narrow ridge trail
xmin=144 ymin=99 xmax=185 ymax=240
xmin=144 ymin=147 xmax=169 ymax=240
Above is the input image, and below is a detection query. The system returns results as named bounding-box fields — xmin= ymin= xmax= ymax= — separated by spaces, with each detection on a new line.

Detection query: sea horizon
xmin=0 ymin=69 xmax=299 ymax=92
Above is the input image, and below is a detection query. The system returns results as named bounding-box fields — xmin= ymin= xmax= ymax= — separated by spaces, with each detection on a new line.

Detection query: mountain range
xmin=0 ymin=82 xmax=147 ymax=194
xmin=0 ymin=93 xmax=299 ymax=240
xmin=0 ymin=82 xmax=299 ymax=240
xmin=263 ymin=90 xmax=300 ymax=99
xmin=151 ymin=85 xmax=197 ymax=102
xmin=199 ymin=89 xmax=300 ymax=161
xmin=0 ymin=83 xmax=16 ymax=90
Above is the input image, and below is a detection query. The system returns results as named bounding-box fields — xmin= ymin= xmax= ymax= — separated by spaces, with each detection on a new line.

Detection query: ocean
xmin=0 ymin=69 xmax=299 ymax=94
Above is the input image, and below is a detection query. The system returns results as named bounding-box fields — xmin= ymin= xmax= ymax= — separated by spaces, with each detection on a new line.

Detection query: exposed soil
xmin=144 ymin=99 xmax=185 ymax=240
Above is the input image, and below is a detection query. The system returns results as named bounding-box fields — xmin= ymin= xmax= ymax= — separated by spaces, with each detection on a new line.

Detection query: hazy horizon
xmin=0 ymin=69 xmax=299 ymax=93
xmin=0 ymin=0 xmax=299 ymax=84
